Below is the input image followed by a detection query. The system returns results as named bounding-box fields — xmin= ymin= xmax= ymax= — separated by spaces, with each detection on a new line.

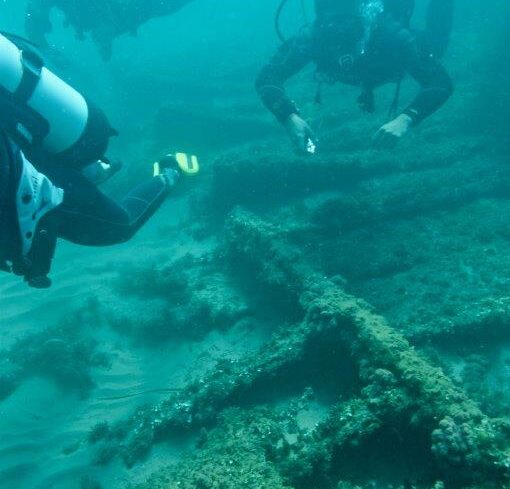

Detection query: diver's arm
xmin=255 ymin=30 xmax=314 ymax=124
xmin=401 ymin=37 xmax=454 ymax=125
xmin=373 ymin=36 xmax=453 ymax=149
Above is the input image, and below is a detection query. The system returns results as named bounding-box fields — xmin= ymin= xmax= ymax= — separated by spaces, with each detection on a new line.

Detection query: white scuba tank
xmin=0 ymin=33 xmax=116 ymax=168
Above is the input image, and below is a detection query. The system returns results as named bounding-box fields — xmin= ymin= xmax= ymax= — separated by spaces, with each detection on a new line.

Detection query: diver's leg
xmin=49 ymin=168 xmax=170 ymax=246
xmin=116 ymin=176 xmax=171 ymax=240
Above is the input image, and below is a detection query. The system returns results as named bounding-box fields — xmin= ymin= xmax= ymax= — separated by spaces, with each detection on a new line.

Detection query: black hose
xmin=275 ymin=0 xmax=291 ymax=43
xmin=0 ymin=31 xmax=40 ymax=49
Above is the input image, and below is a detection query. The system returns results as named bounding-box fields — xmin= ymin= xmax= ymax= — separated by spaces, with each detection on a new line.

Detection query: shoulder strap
xmin=14 ymin=47 xmax=45 ymax=103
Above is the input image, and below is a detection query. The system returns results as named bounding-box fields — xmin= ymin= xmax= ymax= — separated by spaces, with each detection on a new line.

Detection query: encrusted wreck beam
xmin=211 ymin=139 xmax=497 ymax=213
xmin=225 ymin=209 xmax=510 ymax=483
xmin=133 ymin=408 xmax=292 ymax=489
xmin=408 ymin=299 xmax=510 ymax=345
xmin=91 ymin=301 xmax=341 ymax=467
xmin=92 ymin=209 xmax=510 ymax=483
xmin=309 ymin=157 xmax=510 ymax=234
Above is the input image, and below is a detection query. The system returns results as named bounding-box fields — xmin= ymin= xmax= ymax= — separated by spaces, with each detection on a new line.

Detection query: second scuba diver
xmin=0 ymin=33 xmax=199 ymax=288
xmin=256 ymin=0 xmax=454 ymax=153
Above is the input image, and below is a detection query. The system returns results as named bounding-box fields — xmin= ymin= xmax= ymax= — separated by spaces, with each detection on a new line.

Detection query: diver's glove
xmin=372 ymin=114 xmax=413 ymax=150
xmin=285 ymin=114 xmax=317 ymax=155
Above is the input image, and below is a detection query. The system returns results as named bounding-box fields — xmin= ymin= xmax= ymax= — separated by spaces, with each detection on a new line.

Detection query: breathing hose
xmin=275 ymin=0 xmax=310 ymax=43
xmin=275 ymin=0 xmax=291 ymax=42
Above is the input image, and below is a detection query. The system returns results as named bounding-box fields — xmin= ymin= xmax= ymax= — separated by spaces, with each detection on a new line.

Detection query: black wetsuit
xmin=36 ymin=160 xmax=168 ymax=247
xmin=0 ymin=131 xmax=168 ymax=281
xmin=256 ymin=11 xmax=453 ymax=125
xmin=0 ymin=134 xmax=21 ymax=269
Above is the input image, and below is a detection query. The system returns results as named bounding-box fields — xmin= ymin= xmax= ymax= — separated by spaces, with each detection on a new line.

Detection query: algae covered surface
xmin=1 ymin=1 xmax=510 ymax=489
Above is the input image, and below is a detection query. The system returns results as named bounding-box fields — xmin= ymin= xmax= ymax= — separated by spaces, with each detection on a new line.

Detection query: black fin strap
xmin=18 ymin=216 xmax=57 ymax=289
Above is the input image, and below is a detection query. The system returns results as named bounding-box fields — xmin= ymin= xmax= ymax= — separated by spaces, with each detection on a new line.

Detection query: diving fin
xmin=154 ymin=152 xmax=200 ymax=177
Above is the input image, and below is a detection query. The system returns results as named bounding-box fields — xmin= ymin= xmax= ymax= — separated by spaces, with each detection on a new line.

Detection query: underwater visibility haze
xmin=0 ymin=1 xmax=510 ymax=488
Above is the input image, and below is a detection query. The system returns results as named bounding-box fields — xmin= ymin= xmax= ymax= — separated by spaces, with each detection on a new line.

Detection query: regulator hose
xmin=275 ymin=0 xmax=309 ymax=43
xmin=275 ymin=0 xmax=291 ymax=42
xmin=0 ymin=31 xmax=39 ymax=49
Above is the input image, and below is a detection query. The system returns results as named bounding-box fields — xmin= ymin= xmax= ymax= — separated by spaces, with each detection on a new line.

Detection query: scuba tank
xmin=382 ymin=0 xmax=415 ymax=25
xmin=277 ymin=1 xmax=453 ymax=51
xmin=425 ymin=0 xmax=454 ymax=58
xmin=382 ymin=0 xmax=454 ymax=58
xmin=275 ymin=0 xmax=360 ymax=42
xmin=314 ymin=0 xmax=360 ymax=21
xmin=0 ymin=33 xmax=117 ymax=169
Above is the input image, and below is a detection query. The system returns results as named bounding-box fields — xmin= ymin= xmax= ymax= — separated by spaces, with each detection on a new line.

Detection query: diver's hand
xmin=285 ymin=114 xmax=317 ymax=155
xmin=373 ymin=114 xmax=413 ymax=150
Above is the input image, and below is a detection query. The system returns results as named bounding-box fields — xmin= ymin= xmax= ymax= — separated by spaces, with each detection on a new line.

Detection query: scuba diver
xmin=0 ymin=33 xmax=199 ymax=289
xmin=256 ymin=0 xmax=455 ymax=153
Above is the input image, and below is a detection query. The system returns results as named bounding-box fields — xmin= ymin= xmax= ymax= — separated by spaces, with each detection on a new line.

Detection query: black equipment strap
xmin=0 ymin=165 xmax=10 ymax=272
xmin=0 ymin=41 xmax=49 ymax=148
xmin=0 ymin=133 xmax=18 ymax=273
xmin=23 ymin=220 xmax=57 ymax=289
xmin=14 ymin=48 xmax=44 ymax=103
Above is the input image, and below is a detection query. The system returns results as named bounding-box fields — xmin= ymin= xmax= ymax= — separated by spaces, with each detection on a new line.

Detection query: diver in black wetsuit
xmin=256 ymin=0 xmax=454 ymax=153
xmin=0 ymin=134 xmax=189 ymax=289
xmin=0 ymin=33 xmax=199 ymax=289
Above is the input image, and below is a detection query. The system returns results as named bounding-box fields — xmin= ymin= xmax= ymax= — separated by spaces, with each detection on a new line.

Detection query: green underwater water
xmin=0 ymin=1 xmax=510 ymax=488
